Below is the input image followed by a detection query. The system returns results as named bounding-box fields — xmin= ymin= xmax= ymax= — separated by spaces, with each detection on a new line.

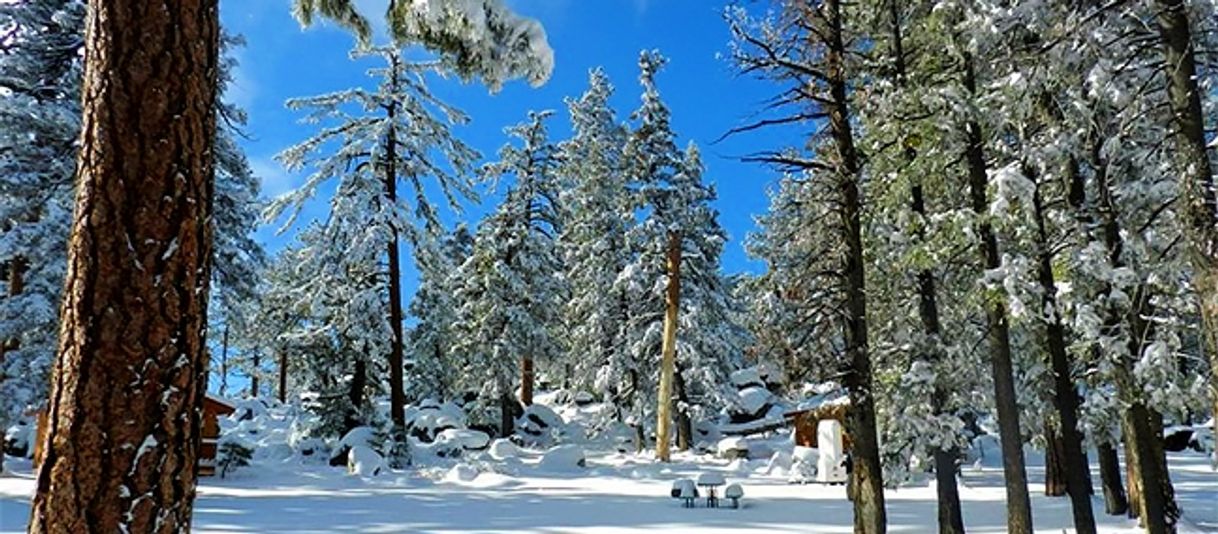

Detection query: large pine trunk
xmin=28 ymin=2 xmax=219 ymax=532
xmin=1097 ymin=441 xmax=1127 ymax=515
xmin=961 ymin=54 xmax=1033 ymax=534
xmin=1030 ymin=182 xmax=1096 ymax=533
xmin=654 ymin=230 xmax=681 ymax=462
xmin=1153 ymin=0 xmax=1218 ymax=445
xmin=818 ymin=1 xmax=886 ymax=530
xmin=1044 ymin=422 xmax=1068 ymax=497
xmin=674 ymin=361 xmax=692 ymax=452
xmin=520 ymin=355 xmax=534 ymax=406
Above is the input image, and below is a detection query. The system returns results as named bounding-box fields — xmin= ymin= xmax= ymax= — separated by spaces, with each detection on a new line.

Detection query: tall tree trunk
xmin=278 ymin=349 xmax=288 ymax=404
xmin=1089 ymin=135 xmax=1176 ymax=534
xmin=818 ymin=1 xmax=886 ymax=530
xmin=886 ymin=1 xmax=965 ymax=527
xmin=28 ymin=2 xmax=219 ymax=531
xmin=1030 ymin=180 xmax=1097 ymax=533
xmin=383 ymin=61 xmax=406 ymax=431
xmin=219 ymin=325 xmax=229 ymax=397
xmin=1097 ymin=441 xmax=1128 ymax=516
xmin=655 ymin=230 xmax=681 ymax=462
xmin=1153 ymin=0 xmax=1218 ymax=445
xmin=0 ymin=256 xmax=25 ymax=475
xmin=499 ymin=390 xmax=515 ymax=438
xmin=520 ymin=355 xmax=534 ymax=406
xmin=961 ymin=53 xmax=1033 ymax=534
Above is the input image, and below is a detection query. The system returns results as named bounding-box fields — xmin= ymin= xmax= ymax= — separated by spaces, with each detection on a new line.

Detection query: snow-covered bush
xmin=3 ymin=420 xmax=34 ymax=459
xmin=347 ymin=445 xmax=385 ymax=477
xmin=488 ymin=438 xmax=521 ymax=460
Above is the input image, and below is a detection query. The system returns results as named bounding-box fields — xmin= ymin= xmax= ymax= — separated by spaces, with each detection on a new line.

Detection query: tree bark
xmin=1044 ymin=422 xmax=1068 ymax=497
xmin=219 ymin=325 xmax=229 ymax=397
xmin=28 ymin=2 xmax=219 ymax=532
xmin=1030 ymin=180 xmax=1097 ymax=533
xmin=1153 ymin=0 xmax=1218 ymax=446
xmin=1097 ymin=441 xmax=1128 ymax=516
xmin=0 ymin=255 xmax=25 ymax=475
xmin=278 ymin=349 xmax=288 ymax=404
xmin=345 ymin=357 xmax=368 ymax=435
xmin=383 ymin=56 xmax=407 ymax=431
xmin=655 ymin=230 xmax=681 ymax=462
xmin=961 ymin=53 xmax=1034 ymax=534
xmin=499 ymin=390 xmax=515 ymax=438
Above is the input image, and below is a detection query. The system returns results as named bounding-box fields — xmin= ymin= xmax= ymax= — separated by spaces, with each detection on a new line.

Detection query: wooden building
xmin=33 ymin=394 xmax=236 ymax=477
xmin=785 ymin=398 xmax=851 ymax=450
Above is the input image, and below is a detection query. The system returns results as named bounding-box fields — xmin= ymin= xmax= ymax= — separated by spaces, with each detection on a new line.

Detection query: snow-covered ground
xmin=2 ymin=448 xmax=1214 ymax=533
xmin=2 ymin=394 xmax=1215 ymax=533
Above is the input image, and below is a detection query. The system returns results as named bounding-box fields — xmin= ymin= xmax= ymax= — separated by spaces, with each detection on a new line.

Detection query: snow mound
xmin=445 ymin=463 xmax=481 ymax=482
xmin=230 ymin=399 xmax=269 ymax=421
xmin=436 ymin=429 xmax=490 ymax=451
xmin=488 ymin=438 xmax=521 ymax=460
xmin=538 ymin=444 xmax=585 ymax=471
xmin=406 ymin=401 xmax=466 ymax=441
xmin=717 ymin=437 xmax=750 ymax=459
xmin=516 ymin=404 xmax=566 ymax=446
xmin=347 ymin=445 xmax=385 ymax=477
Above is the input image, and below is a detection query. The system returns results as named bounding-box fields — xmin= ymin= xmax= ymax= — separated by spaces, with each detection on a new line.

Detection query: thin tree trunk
xmin=219 ymin=325 xmax=229 ymax=397
xmin=655 ymin=230 xmax=681 ymax=462
xmin=1097 ymin=441 xmax=1128 ymax=515
xmin=278 ymin=349 xmax=288 ymax=404
xmin=674 ymin=361 xmax=692 ymax=452
xmin=520 ymin=355 xmax=534 ymax=406
xmin=1030 ymin=179 xmax=1097 ymax=532
xmin=0 ymin=256 xmax=25 ymax=475
xmin=961 ymin=53 xmax=1033 ymax=534
xmin=28 ymin=2 xmax=219 ymax=531
xmin=250 ymin=350 xmax=260 ymax=397
xmin=384 ymin=58 xmax=406 ymax=431
xmin=499 ymin=390 xmax=515 ymax=438
xmin=1153 ymin=0 xmax=1218 ymax=446
xmin=346 ymin=357 xmax=368 ymax=435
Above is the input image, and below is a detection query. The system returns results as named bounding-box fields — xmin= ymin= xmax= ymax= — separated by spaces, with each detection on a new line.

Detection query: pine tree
xmin=269 ymin=46 xmax=478 ymax=452
xmin=451 ymin=111 xmax=564 ymax=436
xmin=406 ymin=225 xmax=473 ymax=402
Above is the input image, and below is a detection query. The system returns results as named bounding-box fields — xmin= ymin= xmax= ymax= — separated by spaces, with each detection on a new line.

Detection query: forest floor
xmin=1 ymin=448 xmax=1214 ymax=533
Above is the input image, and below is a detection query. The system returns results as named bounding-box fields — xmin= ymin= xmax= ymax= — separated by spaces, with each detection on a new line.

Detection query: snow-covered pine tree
xmin=0 ymin=1 xmax=83 ymax=473
xmin=451 ymin=111 xmax=564 ymax=437
xmin=556 ymin=68 xmax=635 ymax=421
xmin=269 ymin=46 xmax=479 ymax=455
xmin=406 ymin=224 xmax=473 ymax=402
xmin=619 ymin=51 xmax=742 ymax=458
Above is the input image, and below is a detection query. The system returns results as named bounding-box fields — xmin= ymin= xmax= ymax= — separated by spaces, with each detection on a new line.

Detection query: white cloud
xmin=250 ymin=155 xmax=297 ymax=198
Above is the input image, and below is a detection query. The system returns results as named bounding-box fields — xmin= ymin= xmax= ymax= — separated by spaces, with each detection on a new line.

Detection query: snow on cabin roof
xmin=786 ymin=383 xmax=850 ymax=415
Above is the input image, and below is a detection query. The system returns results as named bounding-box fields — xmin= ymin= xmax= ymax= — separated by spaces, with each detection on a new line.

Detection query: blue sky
xmin=219 ymin=0 xmax=793 ymax=294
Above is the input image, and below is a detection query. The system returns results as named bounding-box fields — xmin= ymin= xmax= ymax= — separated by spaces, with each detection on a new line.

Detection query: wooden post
xmin=655 ymin=230 xmax=681 ymax=462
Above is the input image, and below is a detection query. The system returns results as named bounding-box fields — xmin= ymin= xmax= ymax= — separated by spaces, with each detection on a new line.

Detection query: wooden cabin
xmin=33 ymin=394 xmax=236 ymax=477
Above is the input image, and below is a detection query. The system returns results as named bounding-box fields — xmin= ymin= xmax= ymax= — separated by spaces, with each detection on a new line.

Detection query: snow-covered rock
xmin=516 ymin=404 xmax=566 ymax=446
xmin=731 ymin=368 xmax=765 ymax=389
xmin=538 ymin=444 xmax=585 ymax=471
xmin=347 ymin=445 xmax=385 ymax=477
xmin=445 ymin=463 xmax=481 ymax=482
xmin=3 ymin=422 xmax=34 ymax=458
xmin=488 ymin=438 xmax=521 ymax=460
xmin=436 ymin=429 xmax=491 ymax=451
xmin=717 ymin=437 xmax=750 ymax=459
xmin=573 ymin=391 xmax=595 ymax=406
xmin=736 ymin=386 xmax=773 ymax=418
xmin=406 ymin=401 xmax=467 ymax=442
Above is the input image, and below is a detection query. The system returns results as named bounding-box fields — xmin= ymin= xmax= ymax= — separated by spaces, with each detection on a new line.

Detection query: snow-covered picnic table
xmin=696 ymin=472 xmax=726 ymax=508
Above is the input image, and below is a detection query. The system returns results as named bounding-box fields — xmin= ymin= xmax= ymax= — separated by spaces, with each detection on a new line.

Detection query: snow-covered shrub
xmin=230 ymin=399 xmax=270 ymax=422
xmin=217 ymin=435 xmax=254 ymax=478
xmin=3 ymin=420 xmax=34 ymax=458
xmin=406 ymin=400 xmax=467 ymax=442
xmin=538 ymin=444 xmax=585 ymax=471
xmin=330 ymin=426 xmax=384 ymax=467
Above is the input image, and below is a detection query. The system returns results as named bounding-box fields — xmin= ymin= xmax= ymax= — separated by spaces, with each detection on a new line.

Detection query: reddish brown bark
xmin=28 ymin=2 xmax=219 ymax=533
